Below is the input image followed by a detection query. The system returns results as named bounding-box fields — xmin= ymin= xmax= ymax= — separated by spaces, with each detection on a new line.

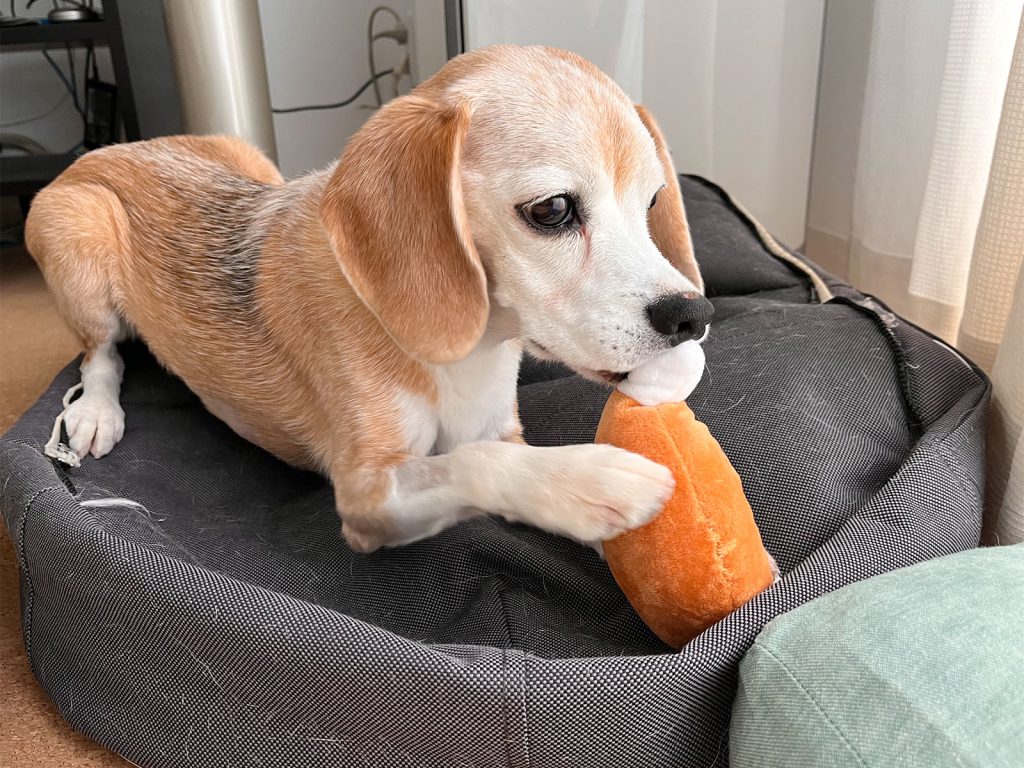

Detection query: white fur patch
xmin=397 ymin=339 xmax=523 ymax=458
xmin=64 ymin=341 xmax=125 ymax=459
xmin=395 ymin=390 xmax=438 ymax=458
xmin=431 ymin=340 xmax=522 ymax=452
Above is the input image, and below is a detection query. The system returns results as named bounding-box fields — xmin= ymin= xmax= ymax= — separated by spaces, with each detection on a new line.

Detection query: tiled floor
xmin=0 ymin=245 xmax=128 ymax=766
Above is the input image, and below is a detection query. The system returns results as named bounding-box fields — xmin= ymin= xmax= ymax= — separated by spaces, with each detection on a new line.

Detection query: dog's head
xmin=321 ymin=45 xmax=711 ymax=381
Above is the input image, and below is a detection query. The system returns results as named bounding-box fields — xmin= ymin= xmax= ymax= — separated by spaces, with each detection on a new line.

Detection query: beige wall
xmin=644 ymin=0 xmax=826 ymax=247
xmin=804 ymin=0 xmax=876 ymax=277
xmin=0 ymin=1 xmax=447 ymax=180
xmin=464 ymin=0 xmax=827 ymax=247
xmin=258 ymin=0 xmax=447 ymax=178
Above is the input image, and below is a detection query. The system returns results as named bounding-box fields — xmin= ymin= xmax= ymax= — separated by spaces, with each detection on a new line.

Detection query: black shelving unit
xmin=0 ymin=19 xmax=110 ymax=47
xmin=1 ymin=153 xmax=78 ymax=197
xmin=0 ymin=0 xmax=139 ymax=197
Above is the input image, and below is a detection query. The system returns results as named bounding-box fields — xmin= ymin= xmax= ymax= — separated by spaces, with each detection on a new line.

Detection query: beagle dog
xmin=26 ymin=45 xmax=713 ymax=552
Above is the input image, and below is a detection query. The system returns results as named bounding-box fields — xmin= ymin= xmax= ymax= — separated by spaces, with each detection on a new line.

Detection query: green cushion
xmin=731 ymin=545 xmax=1024 ymax=768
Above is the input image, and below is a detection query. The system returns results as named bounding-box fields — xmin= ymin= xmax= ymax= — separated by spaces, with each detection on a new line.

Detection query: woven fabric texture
xmin=731 ymin=544 xmax=1024 ymax=768
xmin=0 ymin=176 xmax=989 ymax=767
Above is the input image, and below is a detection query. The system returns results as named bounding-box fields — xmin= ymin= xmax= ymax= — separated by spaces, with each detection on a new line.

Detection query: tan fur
xmin=634 ymin=105 xmax=703 ymax=291
xmin=26 ymin=181 xmax=130 ymax=347
xmin=29 ymin=136 xmax=410 ymax=470
xmin=320 ymin=96 xmax=487 ymax=365
xmin=167 ymin=134 xmax=286 ymax=186
xmin=26 ymin=47 xmax=705 ymax=552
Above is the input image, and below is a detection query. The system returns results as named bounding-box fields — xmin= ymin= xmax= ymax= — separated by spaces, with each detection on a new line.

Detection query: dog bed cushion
xmin=730 ymin=544 xmax=1024 ymax=768
xmin=0 ymin=176 xmax=988 ymax=767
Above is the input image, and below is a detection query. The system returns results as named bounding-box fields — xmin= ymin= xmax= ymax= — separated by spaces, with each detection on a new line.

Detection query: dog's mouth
xmin=592 ymin=369 xmax=627 ymax=385
xmin=528 ymin=339 xmax=628 ymax=386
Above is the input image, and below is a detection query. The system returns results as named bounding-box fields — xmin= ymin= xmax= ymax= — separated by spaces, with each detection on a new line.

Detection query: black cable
xmin=272 ymin=69 xmax=394 ymax=114
xmin=65 ymin=42 xmax=80 ymax=111
xmin=368 ymin=6 xmax=401 ymax=107
xmin=84 ymin=43 xmax=94 ymax=122
xmin=41 ymin=48 xmax=85 ymax=118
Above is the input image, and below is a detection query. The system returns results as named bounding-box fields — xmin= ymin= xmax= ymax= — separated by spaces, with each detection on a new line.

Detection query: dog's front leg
xmin=334 ymin=442 xmax=675 ymax=553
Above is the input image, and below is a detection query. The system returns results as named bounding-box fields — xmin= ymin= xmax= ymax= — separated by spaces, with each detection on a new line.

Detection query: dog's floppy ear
xmin=634 ymin=104 xmax=704 ymax=293
xmin=320 ymin=96 xmax=487 ymax=364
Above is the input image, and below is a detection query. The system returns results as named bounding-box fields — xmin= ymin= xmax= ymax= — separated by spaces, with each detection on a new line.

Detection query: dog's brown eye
xmin=649 ymin=192 xmax=659 ymax=210
xmin=523 ymin=195 xmax=575 ymax=230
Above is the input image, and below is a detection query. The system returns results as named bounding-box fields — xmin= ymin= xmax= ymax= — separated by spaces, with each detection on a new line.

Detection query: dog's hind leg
xmin=26 ymin=182 xmax=130 ymax=459
xmin=61 ymin=331 xmax=127 ymax=459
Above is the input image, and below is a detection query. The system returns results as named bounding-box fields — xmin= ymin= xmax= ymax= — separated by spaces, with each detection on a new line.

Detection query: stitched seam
xmin=16 ymin=486 xmax=62 ymax=661
xmin=495 ymin=585 xmax=514 ymax=647
xmin=829 ymin=295 xmax=925 ymax=441
xmin=496 ymin=588 xmax=516 ymax=767
xmin=521 ymin=652 xmax=530 ymax=768
xmin=501 ymin=646 xmax=512 ymax=768
xmin=752 ymin=641 xmax=870 ymax=767
xmin=3 ymin=436 xmax=79 ymax=495
xmin=933 ymin=440 xmax=983 ymax=532
xmin=11 ymin=476 xmax=525 ymax=763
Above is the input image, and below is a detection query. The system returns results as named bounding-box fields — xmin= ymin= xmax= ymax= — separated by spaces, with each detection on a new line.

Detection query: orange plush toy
xmin=596 ymin=341 xmax=777 ymax=649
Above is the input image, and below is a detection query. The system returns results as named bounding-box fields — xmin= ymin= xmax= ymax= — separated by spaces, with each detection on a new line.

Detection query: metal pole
xmin=162 ymin=0 xmax=277 ymax=161
xmin=444 ymin=0 xmax=463 ymax=59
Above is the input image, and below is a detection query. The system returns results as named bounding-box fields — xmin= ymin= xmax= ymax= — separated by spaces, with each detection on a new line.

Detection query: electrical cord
xmin=269 ymin=6 xmax=408 ymax=116
xmin=64 ymin=42 xmax=79 ymax=111
xmin=39 ymin=44 xmax=89 ymax=151
xmin=4 ymin=1 xmax=94 ymax=150
xmin=368 ymin=5 xmax=403 ymax=107
xmin=83 ymin=42 xmax=96 ymax=124
xmin=40 ymin=48 xmax=85 ymax=119
xmin=272 ymin=69 xmax=394 ymax=114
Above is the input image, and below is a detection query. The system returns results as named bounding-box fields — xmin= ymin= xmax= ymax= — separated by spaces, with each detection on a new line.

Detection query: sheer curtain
xmin=842 ymin=1 xmax=1024 ymax=544
xmin=464 ymin=0 xmax=827 ymax=246
xmin=963 ymin=18 xmax=1024 ymax=545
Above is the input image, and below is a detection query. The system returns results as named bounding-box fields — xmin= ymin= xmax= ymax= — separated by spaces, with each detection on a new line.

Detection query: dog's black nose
xmin=646 ymin=293 xmax=714 ymax=346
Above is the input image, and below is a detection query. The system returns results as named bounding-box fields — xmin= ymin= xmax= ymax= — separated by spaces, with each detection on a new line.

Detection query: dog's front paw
xmin=64 ymin=395 xmax=125 ymax=459
xmin=521 ymin=444 xmax=674 ymax=543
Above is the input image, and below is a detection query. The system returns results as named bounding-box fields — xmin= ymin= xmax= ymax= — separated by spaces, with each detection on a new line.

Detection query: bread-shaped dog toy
xmin=596 ymin=341 xmax=777 ymax=649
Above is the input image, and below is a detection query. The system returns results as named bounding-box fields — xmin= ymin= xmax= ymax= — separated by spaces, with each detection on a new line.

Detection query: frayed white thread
xmin=43 ymin=382 xmax=84 ymax=468
xmin=767 ymin=551 xmax=782 ymax=585
xmin=80 ymin=497 xmax=146 ymax=510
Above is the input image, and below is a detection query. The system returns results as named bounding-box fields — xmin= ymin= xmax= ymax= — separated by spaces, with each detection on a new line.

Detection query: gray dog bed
xmin=1 ymin=176 xmax=988 ymax=767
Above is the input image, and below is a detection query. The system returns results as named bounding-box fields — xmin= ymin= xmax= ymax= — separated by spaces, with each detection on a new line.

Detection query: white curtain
xmin=849 ymin=0 xmax=1022 ymax=340
xmin=841 ymin=1 xmax=1024 ymax=544
xmin=462 ymin=0 xmax=648 ymax=100
xmin=464 ymin=0 xmax=827 ymax=247
xmin=967 ymin=18 xmax=1024 ymax=545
